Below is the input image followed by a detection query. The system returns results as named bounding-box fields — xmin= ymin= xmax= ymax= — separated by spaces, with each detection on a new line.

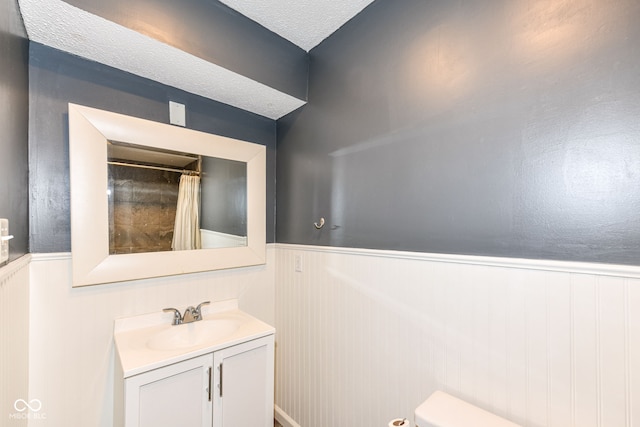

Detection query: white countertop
xmin=114 ymin=300 xmax=275 ymax=378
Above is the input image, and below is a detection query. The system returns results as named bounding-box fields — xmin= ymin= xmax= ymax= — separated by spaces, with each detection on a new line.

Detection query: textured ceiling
xmin=18 ymin=0 xmax=374 ymax=119
xmin=219 ymin=0 xmax=375 ymax=51
xmin=19 ymin=0 xmax=306 ymax=119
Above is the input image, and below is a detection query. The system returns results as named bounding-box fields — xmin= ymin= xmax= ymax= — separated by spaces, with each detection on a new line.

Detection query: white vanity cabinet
xmin=125 ymin=353 xmax=213 ymax=427
xmin=212 ymin=337 xmax=274 ymax=426
xmin=123 ymin=335 xmax=274 ymax=427
xmin=114 ymin=305 xmax=275 ymax=427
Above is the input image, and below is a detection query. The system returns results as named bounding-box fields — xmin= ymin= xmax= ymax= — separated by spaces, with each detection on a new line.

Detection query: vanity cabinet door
xmin=212 ymin=335 xmax=275 ymax=427
xmin=124 ymin=354 xmax=214 ymax=427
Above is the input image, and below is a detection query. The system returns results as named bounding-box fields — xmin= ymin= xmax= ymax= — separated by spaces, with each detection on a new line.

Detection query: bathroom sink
xmin=146 ymin=319 xmax=241 ymax=351
xmin=114 ymin=303 xmax=275 ymax=377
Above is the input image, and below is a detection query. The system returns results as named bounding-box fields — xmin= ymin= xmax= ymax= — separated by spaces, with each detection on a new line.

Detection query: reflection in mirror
xmin=68 ymin=103 xmax=266 ymax=286
xmin=107 ymin=141 xmax=247 ymax=254
xmin=200 ymin=156 xmax=247 ymax=248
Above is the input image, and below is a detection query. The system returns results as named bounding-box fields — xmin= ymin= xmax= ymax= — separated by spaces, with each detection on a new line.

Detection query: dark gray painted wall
xmin=29 ymin=43 xmax=276 ymax=253
xmin=276 ymin=0 xmax=640 ymax=265
xmin=0 ymin=0 xmax=29 ymax=262
xmin=201 ymin=157 xmax=247 ymax=237
xmin=65 ymin=0 xmax=308 ymax=100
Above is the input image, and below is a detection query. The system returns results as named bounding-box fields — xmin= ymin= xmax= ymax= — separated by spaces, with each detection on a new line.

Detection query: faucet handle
xmin=163 ymin=307 xmax=182 ymax=325
xmin=194 ymin=301 xmax=210 ymax=320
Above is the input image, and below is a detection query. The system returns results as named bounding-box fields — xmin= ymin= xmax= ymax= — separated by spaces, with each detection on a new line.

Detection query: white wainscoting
xmin=0 ymin=255 xmax=30 ymax=427
xmin=200 ymin=229 xmax=248 ymax=249
xmin=274 ymin=244 xmax=640 ymax=427
xmin=26 ymin=246 xmax=275 ymax=427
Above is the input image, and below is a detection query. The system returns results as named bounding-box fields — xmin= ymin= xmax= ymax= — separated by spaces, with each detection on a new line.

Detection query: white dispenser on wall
xmin=415 ymin=391 xmax=522 ymax=427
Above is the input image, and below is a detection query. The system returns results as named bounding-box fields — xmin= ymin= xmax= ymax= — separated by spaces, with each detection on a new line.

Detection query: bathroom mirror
xmin=107 ymin=141 xmax=248 ymax=254
xmin=68 ymin=103 xmax=266 ymax=286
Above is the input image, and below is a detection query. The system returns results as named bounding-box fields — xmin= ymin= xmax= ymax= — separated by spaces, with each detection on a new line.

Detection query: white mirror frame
xmin=68 ymin=103 xmax=266 ymax=286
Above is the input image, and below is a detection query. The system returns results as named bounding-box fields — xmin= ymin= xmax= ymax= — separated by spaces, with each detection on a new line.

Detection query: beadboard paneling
xmin=0 ymin=256 xmax=30 ymax=427
xmin=274 ymin=245 xmax=639 ymax=427
xmin=26 ymin=246 xmax=275 ymax=426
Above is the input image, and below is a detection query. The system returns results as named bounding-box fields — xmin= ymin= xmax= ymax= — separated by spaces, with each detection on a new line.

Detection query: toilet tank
xmin=415 ymin=391 xmax=522 ymax=427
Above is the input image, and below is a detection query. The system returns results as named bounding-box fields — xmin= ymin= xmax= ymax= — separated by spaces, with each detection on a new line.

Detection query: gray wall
xmin=201 ymin=157 xmax=247 ymax=237
xmin=0 ymin=0 xmax=29 ymax=262
xmin=65 ymin=0 xmax=308 ymax=100
xmin=276 ymin=0 xmax=640 ymax=265
xmin=29 ymin=43 xmax=276 ymax=253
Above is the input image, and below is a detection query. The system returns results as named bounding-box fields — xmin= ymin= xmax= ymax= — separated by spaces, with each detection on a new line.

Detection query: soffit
xmin=18 ymin=0 xmax=374 ymax=119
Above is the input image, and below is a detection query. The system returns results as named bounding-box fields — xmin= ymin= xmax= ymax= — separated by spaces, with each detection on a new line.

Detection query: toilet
xmin=414 ymin=391 xmax=522 ymax=427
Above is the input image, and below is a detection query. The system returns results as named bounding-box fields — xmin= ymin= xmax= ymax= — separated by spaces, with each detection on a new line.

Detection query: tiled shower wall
xmin=108 ymin=165 xmax=180 ymax=254
xmin=275 ymin=245 xmax=640 ymax=427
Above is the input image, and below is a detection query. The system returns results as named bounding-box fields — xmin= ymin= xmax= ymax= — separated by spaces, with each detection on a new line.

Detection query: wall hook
xmin=314 ymin=217 xmax=325 ymax=229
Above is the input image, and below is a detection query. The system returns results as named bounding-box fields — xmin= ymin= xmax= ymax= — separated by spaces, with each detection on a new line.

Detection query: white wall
xmin=1 ymin=256 xmax=30 ymax=427
xmin=15 ymin=243 xmax=640 ymax=426
xmin=26 ymin=245 xmax=275 ymax=427
xmin=275 ymin=244 xmax=640 ymax=427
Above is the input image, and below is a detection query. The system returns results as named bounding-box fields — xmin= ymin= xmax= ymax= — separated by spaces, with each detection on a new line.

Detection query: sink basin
xmin=115 ymin=305 xmax=276 ymax=377
xmin=146 ymin=319 xmax=241 ymax=351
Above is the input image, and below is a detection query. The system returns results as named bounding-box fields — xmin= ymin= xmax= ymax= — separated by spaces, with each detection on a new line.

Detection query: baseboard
xmin=275 ymin=405 xmax=301 ymax=427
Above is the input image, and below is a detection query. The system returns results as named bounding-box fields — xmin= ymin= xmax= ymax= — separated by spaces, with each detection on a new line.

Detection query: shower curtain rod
xmin=107 ymin=161 xmax=200 ymax=175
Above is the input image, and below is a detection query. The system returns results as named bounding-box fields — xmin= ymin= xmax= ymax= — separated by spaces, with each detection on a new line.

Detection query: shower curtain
xmin=171 ymin=174 xmax=202 ymax=251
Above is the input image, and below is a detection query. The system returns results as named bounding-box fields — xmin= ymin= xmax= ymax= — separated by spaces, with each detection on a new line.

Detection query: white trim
xmin=0 ymin=254 xmax=31 ymax=283
xmin=275 ymin=405 xmax=301 ymax=427
xmin=31 ymin=246 xmax=277 ymax=261
xmin=275 ymin=243 xmax=640 ymax=279
xmin=26 ymin=245 xmax=640 ymax=279
xmin=30 ymin=252 xmax=72 ymax=262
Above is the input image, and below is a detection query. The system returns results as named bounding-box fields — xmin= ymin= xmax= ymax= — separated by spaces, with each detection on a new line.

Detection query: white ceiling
xmin=219 ymin=0 xmax=375 ymax=51
xmin=18 ymin=0 xmax=375 ymax=119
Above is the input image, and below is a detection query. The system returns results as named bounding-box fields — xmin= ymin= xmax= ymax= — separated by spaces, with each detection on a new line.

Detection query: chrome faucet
xmin=163 ymin=301 xmax=210 ymax=325
xmin=163 ymin=307 xmax=182 ymax=325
